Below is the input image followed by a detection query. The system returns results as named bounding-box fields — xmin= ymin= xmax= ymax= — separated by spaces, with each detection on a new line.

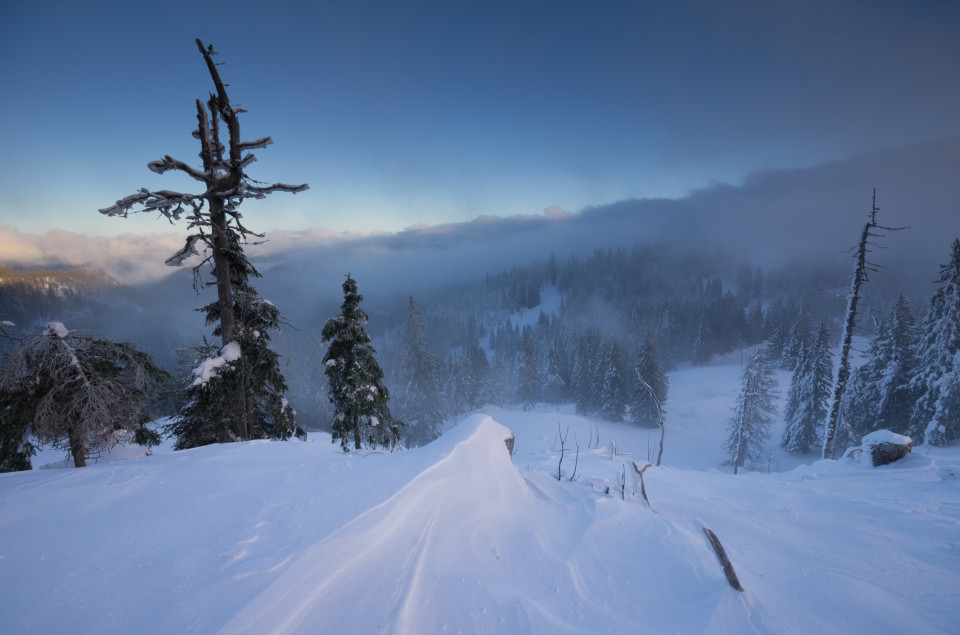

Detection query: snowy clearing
xmin=2 ymin=359 xmax=959 ymax=633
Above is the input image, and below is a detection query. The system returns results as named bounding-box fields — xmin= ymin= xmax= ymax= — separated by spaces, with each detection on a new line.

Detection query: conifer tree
xmin=572 ymin=335 xmax=592 ymax=416
xmin=166 ymin=228 xmax=298 ymax=449
xmin=322 ymin=275 xmax=401 ymax=451
xmin=725 ymin=349 xmax=778 ymax=474
xmin=599 ymin=341 xmax=628 ymax=421
xmin=910 ymin=239 xmax=960 ymax=445
xmin=846 ymin=296 xmax=918 ymax=439
xmin=692 ymin=318 xmax=713 ymax=366
xmin=629 ymin=327 xmax=668 ymax=428
xmin=516 ymin=325 xmax=540 ymax=410
xmin=395 ymin=297 xmax=442 ymax=447
xmin=781 ymin=322 xmax=833 ymax=454
xmin=780 ymin=308 xmax=811 ymax=371
xmin=0 ymin=323 xmax=168 ymax=469
xmin=542 ymin=333 xmax=570 ymax=403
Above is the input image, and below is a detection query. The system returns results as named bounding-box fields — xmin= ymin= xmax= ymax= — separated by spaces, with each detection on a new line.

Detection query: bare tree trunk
xmin=635 ymin=370 xmax=665 ymax=466
xmin=823 ymin=191 xmax=885 ymax=459
xmin=67 ymin=424 xmax=86 ymax=468
xmin=209 ymin=199 xmax=235 ymax=346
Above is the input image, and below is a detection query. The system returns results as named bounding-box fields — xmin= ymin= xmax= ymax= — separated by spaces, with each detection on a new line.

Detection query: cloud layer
xmin=3 ymin=137 xmax=957 ymax=297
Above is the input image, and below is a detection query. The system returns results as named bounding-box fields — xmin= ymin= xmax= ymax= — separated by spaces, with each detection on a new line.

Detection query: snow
xmin=2 ymin=358 xmax=959 ymax=633
xmin=861 ymin=430 xmax=913 ymax=447
xmin=43 ymin=321 xmax=69 ymax=338
xmin=191 ymin=341 xmax=242 ymax=386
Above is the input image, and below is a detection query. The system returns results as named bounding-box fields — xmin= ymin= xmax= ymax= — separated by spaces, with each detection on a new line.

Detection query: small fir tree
xmin=725 ymin=349 xmax=778 ymax=474
xmin=599 ymin=341 xmax=628 ymax=422
xmin=572 ymin=334 xmax=593 ymax=416
xmin=780 ymin=308 xmax=811 ymax=371
xmin=910 ymin=239 xmax=960 ymax=445
xmin=395 ymin=297 xmax=442 ymax=447
xmin=781 ymin=322 xmax=833 ymax=454
xmin=516 ymin=325 xmax=540 ymax=410
xmin=846 ymin=296 xmax=919 ymax=440
xmin=629 ymin=327 xmax=669 ymax=428
xmin=322 ymin=275 xmax=401 ymax=451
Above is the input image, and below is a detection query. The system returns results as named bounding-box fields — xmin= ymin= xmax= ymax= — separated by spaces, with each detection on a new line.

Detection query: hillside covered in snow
xmin=2 ymin=356 xmax=959 ymax=634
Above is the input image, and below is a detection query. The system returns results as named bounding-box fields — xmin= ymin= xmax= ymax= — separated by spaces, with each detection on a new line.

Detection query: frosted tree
xmin=516 ymin=325 xmax=540 ymax=410
xmin=0 ymin=323 xmax=167 ymax=469
xmin=780 ymin=308 xmax=811 ymax=371
xmin=395 ymin=297 xmax=442 ymax=447
xmin=846 ymin=296 xmax=918 ymax=440
xmin=599 ymin=341 xmax=628 ymax=422
xmin=100 ymin=40 xmax=306 ymax=444
xmin=165 ymin=228 xmax=298 ymax=449
xmin=781 ymin=322 xmax=833 ymax=454
xmin=725 ymin=349 xmax=778 ymax=474
xmin=100 ymin=39 xmax=307 ymax=348
xmin=322 ymin=275 xmax=401 ymax=451
xmin=692 ymin=318 xmax=713 ymax=366
xmin=572 ymin=335 xmax=592 ymax=415
xmin=910 ymin=239 xmax=960 ymax=445
xmin=629 ymin=327 xmax=668 ymax=428
xmin=542 ymin=333 xmax=571 ymax=403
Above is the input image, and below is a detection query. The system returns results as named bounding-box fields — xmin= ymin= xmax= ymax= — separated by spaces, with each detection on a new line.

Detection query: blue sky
xmin=0 ymin=0 xmax=958 ymax=239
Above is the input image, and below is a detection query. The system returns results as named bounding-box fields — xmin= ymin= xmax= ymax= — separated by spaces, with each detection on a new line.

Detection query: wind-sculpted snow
xmin=222 ymin=415 xmax=726 ymax=634
xmin=2 ymin=401 xmax=959 ymax=633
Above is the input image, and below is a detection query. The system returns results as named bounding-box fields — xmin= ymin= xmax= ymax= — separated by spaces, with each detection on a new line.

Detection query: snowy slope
xmin=2 ymin=368 xmax=960 ymax=633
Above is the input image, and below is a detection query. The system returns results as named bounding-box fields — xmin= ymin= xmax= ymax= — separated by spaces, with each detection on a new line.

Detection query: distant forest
xmin=0 ymin=240 xmax=927 ymax=442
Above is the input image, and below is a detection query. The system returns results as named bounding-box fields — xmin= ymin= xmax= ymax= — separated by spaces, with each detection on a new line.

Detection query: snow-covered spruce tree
xmin=100 ymin=40 xmax=306 ymax=444
xmin=629 ymin=327 xmax=668 ymax=428
xmin=780 ymin=308 xmax=811 ymax=371
xmin=165 ymin=228 xmax=298 ymax=449
xmin=516 ymin=325 xmax=540 ymax=410
xmin=781 ymin=321 xmax=833 ymax=454
xmin=0 ymin=383 xmax=35 ymax=472
xmin=725 ymin=349 xmax=778 ymax=474
xmin=845 ymin=296 xmax=919 ymax=440
xmin=322 ymin=275 xmax=402 ymax=451
xmin=910 ymin=239 xmax=960 ymax=445
xmin=572 ymin=334 xmax=592 ymax=416
xmin=692 ymin=318 xmax=713 ymax=366
xmin=395 ymin=297 xmax=442 ymax=447
xmin=542 ymin=333 xmax=571 ymax=404
xmin=0 ymin=323 xmax=167 ymax=469
xmin=599 ymin=340 xmax=628 ymax=422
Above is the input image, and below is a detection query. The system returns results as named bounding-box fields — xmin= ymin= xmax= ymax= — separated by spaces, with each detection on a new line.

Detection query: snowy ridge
xmin=223 ymin=415 xmax=724 ymax=634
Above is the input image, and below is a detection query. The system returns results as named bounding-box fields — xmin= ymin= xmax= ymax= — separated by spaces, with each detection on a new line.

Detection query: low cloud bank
xmin=3 ymin=137 xmax=957 ymax=294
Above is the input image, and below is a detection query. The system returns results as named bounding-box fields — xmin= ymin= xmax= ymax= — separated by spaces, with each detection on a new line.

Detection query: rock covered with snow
xmin=861 ymin=430 xmax=913 ymax=467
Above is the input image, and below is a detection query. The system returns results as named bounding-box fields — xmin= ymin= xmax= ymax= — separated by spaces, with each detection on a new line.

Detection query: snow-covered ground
xmin=2 ymin=357 xmax=959 ymax=633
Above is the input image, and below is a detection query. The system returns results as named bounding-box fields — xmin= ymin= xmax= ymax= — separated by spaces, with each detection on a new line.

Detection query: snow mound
xmin=223 ymin=415 xmax=727 ymax=634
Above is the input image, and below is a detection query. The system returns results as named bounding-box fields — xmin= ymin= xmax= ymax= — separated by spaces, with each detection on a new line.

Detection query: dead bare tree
xmin=632 ymin=460 xmax=651 ymax=507
xmin=636 ymin=369 xmax=665 ymax=466
xmin=702 ymin=526 xmax=744 ymax=592
xmin=100 ymin=39 xmax=308 ymax=348
xmin=822 ymin=191 xmax=904 ymax=459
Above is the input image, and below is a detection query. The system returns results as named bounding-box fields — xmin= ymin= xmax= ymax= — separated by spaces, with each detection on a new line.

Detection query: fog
xmin=2 ymin=136 xmax=957 ymax=336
